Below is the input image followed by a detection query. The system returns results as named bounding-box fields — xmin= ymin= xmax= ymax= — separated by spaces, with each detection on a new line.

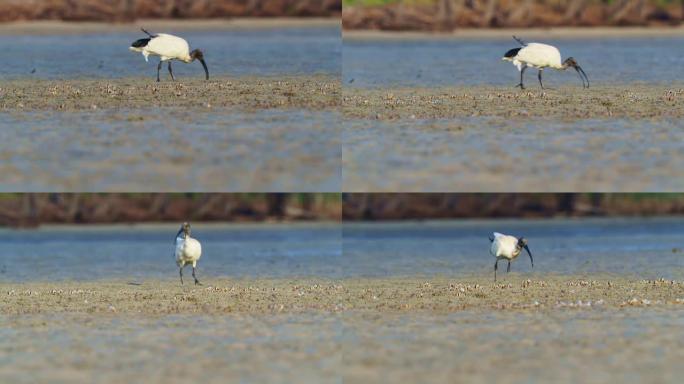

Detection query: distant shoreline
xmin=0 ymin=17 xmax=340 ymax=35
xmin=344 ymin=26 xmax=684 ymax=40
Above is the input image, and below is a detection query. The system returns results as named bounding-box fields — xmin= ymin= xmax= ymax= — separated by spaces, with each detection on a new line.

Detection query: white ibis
xmin=489 ymin=232 xmax=533 ymax=282
xmin=129 ymin=28 xmax=209 ymax=82
xmin=502 ymin=36 xmax=589 ymax=89
xmin=175 ymin=222 xmax=202 ymax=285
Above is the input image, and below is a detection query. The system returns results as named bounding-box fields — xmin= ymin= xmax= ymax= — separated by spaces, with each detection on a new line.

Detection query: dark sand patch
xmin=343 ymin=85 xmax=684 ymax=120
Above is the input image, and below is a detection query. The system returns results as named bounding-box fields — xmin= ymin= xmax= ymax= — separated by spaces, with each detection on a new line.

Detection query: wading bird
xmin=502 ymin=36 xmax=589 ymax=90
xmin=489 ymin=232 xmax=533 ymax=282
xmin=175 ymin=222 xmax=202 ymax=285
xmin=129 ymin=28 xmax=209 ymax=82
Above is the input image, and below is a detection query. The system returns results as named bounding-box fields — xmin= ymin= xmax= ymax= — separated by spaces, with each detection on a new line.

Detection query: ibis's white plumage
xmin=131 ymin=33 xmax=193 ymax=63
xmin=489 ymin=232 xmax=533 ymax=281
xmin=175 ymin=233 xmax=202 ymax=268
xmin=175 ymin=222 xmax=202 ymax=285
xmin=512 ymin=43 xmax=563 ymax=70
xmin=502 ymin=36 xmax=589 ymax=89
xmin=129 ymin=29 xmax=209 ymax=82
xmin=489 ymin=232 xmax=521 ymax=260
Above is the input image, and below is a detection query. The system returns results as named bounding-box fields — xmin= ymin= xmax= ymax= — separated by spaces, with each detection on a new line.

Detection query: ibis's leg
xmin=157 ymin=61 xmax=162 ymax=82
xmin=537 ymin=69 xmax=544 ymax=89
xmin=192 ymin=266 xmax=201 ymax=285
xmin=517 ymin=67 xmax=527 ymax=89
xmin=168 ymin=61 xmax=175 ymax=81
xmin=494 ymin=259 xmax=498 ymax=282
xmin=507 ymin=261 xmax=511 ymax=273
xmin=179 ymin=267 xmax=184 ymax=285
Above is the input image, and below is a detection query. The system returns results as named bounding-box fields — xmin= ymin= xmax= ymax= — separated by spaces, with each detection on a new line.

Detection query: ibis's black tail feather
xmin=141 ymin=28 xmax=157 ymax=38
xmin=513 ymin=35 xmax=526 ymax=46
xmin=131 ymin=38 xmax=151 ymax=48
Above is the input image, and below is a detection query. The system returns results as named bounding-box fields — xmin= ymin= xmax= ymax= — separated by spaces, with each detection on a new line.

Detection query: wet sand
xmin=1 ymin=75 xmax=339 ymax=112
xmin=3 ymin=276 xmax=682 ymax=383
xmin=3 ymin=276 xmax=682 ymax=314
xmin=343 ymin=85 xmax=684 ymax=120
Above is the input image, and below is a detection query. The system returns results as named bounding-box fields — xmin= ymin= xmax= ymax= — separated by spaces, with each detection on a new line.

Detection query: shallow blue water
xmin=0 ymin=109 xmax=341 ymax=192
xmin=343 ymin=217 xmax=684 ymax=279
xmin=0 ymin=27 xmax=340 ymax=79
xmin=0 ymin=223 xmax=342 ymax=282
xmin=3 ymin=218 xmax=682 ymax=282
xmin=343 ymin=36 xmax=684 ymax=87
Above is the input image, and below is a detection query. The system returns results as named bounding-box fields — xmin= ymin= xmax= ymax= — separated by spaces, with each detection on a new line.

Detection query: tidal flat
xmin=343 ymin=85 xmax=684 ymax=192
xmin=1 ymin=277 xmax=683 ymax=383
xmin=343 ymin=85 xmax=684 ymax=120
xmin=0 ymin=76 xmax=341 ymax=191
xmin=2 ymin=276 xmax=683 ymax=314
xmin=1 ymin=76 xmax=339 ymax=111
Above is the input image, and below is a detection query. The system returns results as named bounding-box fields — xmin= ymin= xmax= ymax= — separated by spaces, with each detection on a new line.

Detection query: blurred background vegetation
xmin=3 ymin=194 xmax=682 ymax=226
xmin=342 ymin=0 xmax=684 ymax=30
xmin=0 ymin=0 xmax=341 ymax=22
xmin=0 ymin=194 xmax=342 ymax=227
xmin=343 ymin=193 xmax=684 ymax=220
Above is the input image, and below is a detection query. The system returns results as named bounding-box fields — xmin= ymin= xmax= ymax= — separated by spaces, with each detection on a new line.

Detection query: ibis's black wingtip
xmin=131 ymin=38 xmax=151 ymax=48
xmin=503 ymin=47 xmax=521 ymax=59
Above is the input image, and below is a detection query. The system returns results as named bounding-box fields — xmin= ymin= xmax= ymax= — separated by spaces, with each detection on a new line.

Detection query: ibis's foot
xmin=516 ymin=83 xmax=525 ymax=90
xmin=194 ymin=279 xmax=202 ymax=286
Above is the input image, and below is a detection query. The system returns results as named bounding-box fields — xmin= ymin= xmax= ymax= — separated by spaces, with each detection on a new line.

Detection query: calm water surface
xmin=0 ymin=109 xmax=341 ymax=192
xmin=0 ymin=223 xmax=341 ymax=282
xmin=343 ymin=117 xmax=684 ymax=192
xmin=343 ymin=218 xmax=684 ymax=279
xmin=2 ymin=309 xmax=682 ymax=383
xmin=344 ymin=37 xmax=684 ymax=87
xmin=1 ymin=27 xmax=340 ymax=79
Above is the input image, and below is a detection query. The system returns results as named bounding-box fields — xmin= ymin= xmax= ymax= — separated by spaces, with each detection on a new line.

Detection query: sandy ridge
xmin=344 ymin=85 xmax=684 ymax=120
xmin=0 ymin=75 xmax=340 ymax=111
xmin=2 ymin=276 xmax=683 ymax=315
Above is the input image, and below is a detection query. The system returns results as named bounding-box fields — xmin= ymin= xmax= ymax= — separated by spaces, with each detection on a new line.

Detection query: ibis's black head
xmin=517 ymin=237 xmax=534 ymax=268
xmin=176 ymin=222 xmax=190 ymax=240
xmin=562 ymin=57 xmax=590 ymax=89
xmin=190 ymin=49 xmax=209 ymax=80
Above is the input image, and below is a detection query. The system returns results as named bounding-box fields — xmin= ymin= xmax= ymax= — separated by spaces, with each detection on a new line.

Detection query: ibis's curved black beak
xmin=575 ymin=65 xmax=589 ymax=89
xmin=199 ymin=58 xmax=209 ymax=80
xmin=175 ymin=227 xmax=183 ymax=242
xmin=524 ymin=245 xmax=534 ymax=268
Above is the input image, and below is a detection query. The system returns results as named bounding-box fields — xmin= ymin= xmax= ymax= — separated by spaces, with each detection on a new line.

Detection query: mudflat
xmin=3 ymin=276 xmax=683 ymax=383
xmin=3 ymin=276 xmax=682 ymax=314
xmin=1 ymin=75 xmax=339 ymax=112
xmin=343 ymin=85 xmax=684 ymax=120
